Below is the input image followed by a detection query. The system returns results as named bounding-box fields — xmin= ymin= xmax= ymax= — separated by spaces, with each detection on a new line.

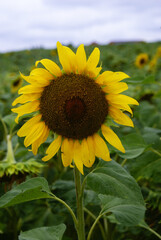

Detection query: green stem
xmin=87 ymin=213 xmax=103 ymax=240
xmin=121 ymin=158 xmax=127 ymax=167
xmin=74 ymin=166 xmax=85 ymax=240
xmin=5 ymin=135 xmax=16 ymax=163
xmin=140 ymin=222 xmax=161 ymax=239
xmin=84 ymin=207 xmax=106 ymax=240
xmin=103 ymin=217 xmax=108 ymax=236
xmin=81 ymin=175 xmax=87 ymax=198
xmin=47 ymin=191 xmax=78 ymax=228
xmin=147 ymin=227 xmax=161 ymax=239
xmin=53 ymin=195 xmax=78 ymax=228
xmin=150 ymin=148 xmax=161 ymax=157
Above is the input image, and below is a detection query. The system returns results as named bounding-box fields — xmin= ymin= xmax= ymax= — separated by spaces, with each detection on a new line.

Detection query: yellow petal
xmin=20 ymin=73 xmax=50 ymax=86
xmin=12 ymin=93 xmax=41 ymax=106
xmin=61 ymin=138 xmax=73 ymax=167
xmin=18 ymin=85 xmax=43 ymax=94
xmin=64 ymin=45 xmax=77 ymax=72
xmin=110 ymin=72 xmax=130 ymax=82
xmin=101 ymin=124 xmax=125 ymax=153
xmin=76 ymin=44 xmax=87 ymax=73
xmin=96 ymin=71 xmax=129 ymax=85
xmin=87 ymin=136 xmax=95 ymax=166
xmin=17 ymin=114 xmax=42 ymax=137
xmin=42 ymin=135 xmax=62 ymax=162
xmin=106 ymin=94 xmax=139 ymax=106
xmin=88 ymin=67 xmax=102 ymax=78
xmin=32 ymin=125 xmax=49 ymax=155
xmin=24 ymin=121 xmax=46 ymax=147
xmin=73 ymin=140 xmax=84 ymax=175
xmin=20 ymin=72 xmax=37 ymax=84
xmin=92 ymin=134 xmax=111 ymax=161
xmin=57 ymin=42 xmax=76 ymax=73
xmin=103 ymin=82 xmax=128 ymax=94
xmin=57 ymin=42 xmax=69 ymax=72
xmin=81 ymin=138 xmax=95 ymax=168
xmin=35 ymin=59 xmax=62 ymax=77
xmin=92 ymin=66 xmax=102 ymax=76
xmin=96 ymin=71 xmax=114 ymax=85
xmin=29 ymin=78 xmax=50 ymax=87
xmin=30 ymin=68 xmax=54 ymax=80
xmin=12 ymin=100 xmax=40 ymax=123
xmin=80 ymin=139 xmax=89 ymax=167
xmin=109 ymin=106 xmax=134 ymax=127
xmin=86 ymin=47 xmax=100 ymax=70
xmin=109 ymin=102 xmax=133 ymax=115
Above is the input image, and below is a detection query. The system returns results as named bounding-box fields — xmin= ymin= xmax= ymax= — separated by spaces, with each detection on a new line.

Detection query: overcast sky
xmin=0 ymin=0 xmax=161 ymax=52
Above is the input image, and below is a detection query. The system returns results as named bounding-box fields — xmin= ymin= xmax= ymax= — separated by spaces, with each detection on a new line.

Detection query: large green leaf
xmin=0 ymin=177 xmax=53 ymax=208
xmin=87 ymin=160 xmax=145 ymax=226
xmin=117 ymin=133 xmax=147 ymax=159
xmin=87 ymin=160 xmax=144 ymax=205
xmin=142 ymin=127 xmax=161 ymax=151
xmin=138 ymin=101 xmax=161 ymax=128
xmin=19 ymin=224 xmax=66 ymax=240
xmin=128 ymin=151 xmax=161 ymax=183
xmin=99 ymin=195 xmax=145 ymax=226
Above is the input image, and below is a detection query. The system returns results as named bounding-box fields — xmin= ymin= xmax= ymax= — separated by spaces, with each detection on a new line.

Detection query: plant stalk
xmin=5 ymin=135 xmax=16 ymax=163
xmin=74 ymin=166 xmax=85 ymax=240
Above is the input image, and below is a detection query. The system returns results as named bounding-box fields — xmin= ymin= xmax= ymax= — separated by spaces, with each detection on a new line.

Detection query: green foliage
xmin=99 ymin=195 xmax=144 ymax=226
xmin=87 ymin=160 xmax=145 ymax=227
xmin=129 ymin=152 xmax=161 ymax=183
xmin=117 ymin=133 xmax=147 ymax=159
xmin=0 ymin=42 xmax=161 ymax=240
xmin=87 ymin=160 xmax=144 ymax=205
xmin=0 ymin=177 xmax=53 ymax=208
xmin=19 ymin=224 xmax=66 ymax=240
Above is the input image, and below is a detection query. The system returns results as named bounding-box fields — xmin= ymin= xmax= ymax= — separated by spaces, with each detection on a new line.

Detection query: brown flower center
xmin=140 ymin=58 xmax=145 ymax=64
xmin=65 ymin=97 xmax=86 ymax=123
xmin=13 ymin=78 xmax=21 ymax=87
xmin=40 ymin=73 xmax=108 ymax=139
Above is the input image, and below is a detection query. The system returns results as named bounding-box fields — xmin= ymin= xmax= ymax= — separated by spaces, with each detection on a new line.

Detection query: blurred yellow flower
xmin=149 ymin=55 xmax=158 ymax=71
xmin=156 ymin=46 xmax=161 ymax=57
xmin=11 ymin=76 xmax=23 ymax=93
xmin=135 ymin=53 xmax=149 ymax=68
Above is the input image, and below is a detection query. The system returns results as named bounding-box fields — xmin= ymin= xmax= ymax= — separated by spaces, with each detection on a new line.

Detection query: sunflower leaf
xmin=117 ymin=133 xmax=147 ymax=159
xmin=128 ymin=151 xmax=161 ymax=184
xmin=87 ymin=160 xmax=145 ymax=226
xmin=18 ymin=224 xmax=66 ymax=240
xmin=87 ymin=160 xmax=144 ymax=204
xmin=99 ymin=194 xmax=145 ymax=226
xmin=0 ymin=177 xmax=53 ymax=208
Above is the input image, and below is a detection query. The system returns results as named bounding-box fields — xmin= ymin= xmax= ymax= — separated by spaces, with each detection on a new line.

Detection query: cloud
xmin=0 ymin=0 xmax=161 ymax=52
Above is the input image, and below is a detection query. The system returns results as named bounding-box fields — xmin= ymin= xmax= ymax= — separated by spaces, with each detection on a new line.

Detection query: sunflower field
xmin=0 ymin=41 xmax=161 ymax=240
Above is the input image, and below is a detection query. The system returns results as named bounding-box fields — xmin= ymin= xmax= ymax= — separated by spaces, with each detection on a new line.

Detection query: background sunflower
xmin=135 ymin=53 xmax=149 ymax=68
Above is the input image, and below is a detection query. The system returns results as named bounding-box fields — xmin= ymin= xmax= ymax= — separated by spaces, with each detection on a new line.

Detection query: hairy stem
xmin=74 ymin=166 xmax=85 ymax=240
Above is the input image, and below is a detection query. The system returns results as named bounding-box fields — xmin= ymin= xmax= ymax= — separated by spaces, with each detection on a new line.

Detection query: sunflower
xmin=135 ymin=53 xmax=149 ymax=68
xmin=11 ymin=76 xmax=23 ymax=93
xmin=156 ymin=46 xmax=161 ymax=57
xmin=148 ymin=55 xmax=158 ymax=71
xmin=12 ymin=42 xmax=138 ymax=174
